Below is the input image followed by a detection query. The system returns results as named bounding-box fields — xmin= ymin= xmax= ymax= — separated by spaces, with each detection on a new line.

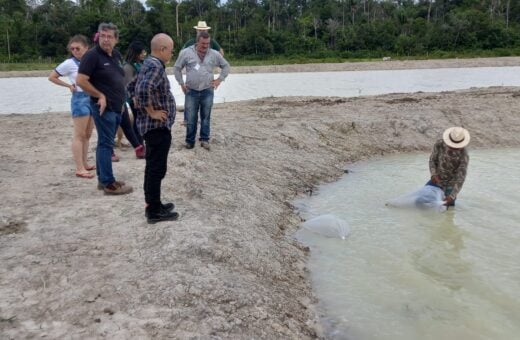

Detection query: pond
xmin=1 ymin=66 xmax=520 ymax=114
xmin=295 ymin=148 xmax=520 ymax=340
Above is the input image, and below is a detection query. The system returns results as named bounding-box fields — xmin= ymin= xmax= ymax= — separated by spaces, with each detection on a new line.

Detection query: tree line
xmin=1 ymin=0 xmax=519 ymax=62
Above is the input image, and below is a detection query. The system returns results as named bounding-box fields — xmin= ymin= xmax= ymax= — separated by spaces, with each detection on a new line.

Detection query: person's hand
xmin=181 ymin=84 xmax=188 ymax=94
xmin=431 ymin=175 xmax=441 ymax=185
xmin=97 ymin=94 xmax=107 ymax=115
xmin=147 ymin=108 xmax=167 ymax=122
xmin=212 ymin=78 xmax=222 ymax=89
xmin=444 ymin=196 xmax=455 ymax=206
xmin=69 ymin=84 xmax=76 ymax=93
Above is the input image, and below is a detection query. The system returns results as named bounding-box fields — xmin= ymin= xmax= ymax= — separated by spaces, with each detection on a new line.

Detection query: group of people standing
xmin=49 ymin=21 xmax=230 ymax=223
xmin=49 ymin=21 xmax=471 ymax=223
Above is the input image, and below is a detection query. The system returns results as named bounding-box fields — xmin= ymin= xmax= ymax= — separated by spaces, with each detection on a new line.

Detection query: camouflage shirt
xmin=429 ymin=139 xmax=469 ymax=199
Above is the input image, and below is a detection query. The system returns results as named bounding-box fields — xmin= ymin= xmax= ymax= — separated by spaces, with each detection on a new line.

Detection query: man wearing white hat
xmin=429 ymin=127 xmax=470 ymax=206
xmin=182 ymin=21 xmax=224 ymax=56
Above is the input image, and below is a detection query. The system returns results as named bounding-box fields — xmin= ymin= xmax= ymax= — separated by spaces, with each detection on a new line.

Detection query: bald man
xmin=127 ymin=33 xmax=179 ymax=223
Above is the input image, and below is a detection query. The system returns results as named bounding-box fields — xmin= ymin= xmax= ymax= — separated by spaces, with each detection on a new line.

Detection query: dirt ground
xmin=1 ymin=58 xmax=520 ymax=339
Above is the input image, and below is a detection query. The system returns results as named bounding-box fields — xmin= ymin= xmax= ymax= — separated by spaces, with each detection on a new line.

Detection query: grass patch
xmin=0 ymin=62 xmax=56 ymax=72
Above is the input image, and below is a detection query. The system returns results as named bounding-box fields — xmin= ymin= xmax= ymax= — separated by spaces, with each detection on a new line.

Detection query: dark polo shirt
xmin=78 ymin=44 xmax=125 ymax=113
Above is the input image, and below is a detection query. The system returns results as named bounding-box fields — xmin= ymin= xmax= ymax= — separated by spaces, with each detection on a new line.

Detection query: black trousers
xmin=120 ymin=105 xmax=142 ymax=148
xmin=143 ymin=128 xmax=172 ymax=212
xmin=128 ymin=101 xmax=144 ymax=145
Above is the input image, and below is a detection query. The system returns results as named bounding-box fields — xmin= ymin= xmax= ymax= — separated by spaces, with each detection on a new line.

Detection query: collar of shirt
xmin=149 ymin=55 xmax=165 ymax=69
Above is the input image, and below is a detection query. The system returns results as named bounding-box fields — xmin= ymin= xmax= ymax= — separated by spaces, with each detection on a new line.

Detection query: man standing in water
xmin=428 ymin=127 xmax=470 ymax=206
xmin=77 ymin=22 xmax=133 ymax=195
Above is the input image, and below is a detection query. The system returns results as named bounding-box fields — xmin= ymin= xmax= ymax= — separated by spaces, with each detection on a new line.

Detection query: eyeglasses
xmin=100 ymin=34 xmax=115 ymax=40
xmin=70 ymin=47 xmax=81 ymax=51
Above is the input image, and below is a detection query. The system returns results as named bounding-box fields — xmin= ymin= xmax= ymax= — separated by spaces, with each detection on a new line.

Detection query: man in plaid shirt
xmin=128 ymin=33 xmax=179 ymax=224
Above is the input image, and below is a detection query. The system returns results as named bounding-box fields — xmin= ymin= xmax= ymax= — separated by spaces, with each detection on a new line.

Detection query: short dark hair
xmin=196 ymin=31 xmax=210 ymax=41
xmin=98 ymin=22 xmax=119 ymax=39
xmin=68 ymin=34 xmax=89 ymax=50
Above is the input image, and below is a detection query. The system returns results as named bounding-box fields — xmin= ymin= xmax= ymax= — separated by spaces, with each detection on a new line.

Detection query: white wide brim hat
xmin=194 ymin=21 xmax=211 ymax=30
xmin=443 ymin=127 xmax=470 ymax=149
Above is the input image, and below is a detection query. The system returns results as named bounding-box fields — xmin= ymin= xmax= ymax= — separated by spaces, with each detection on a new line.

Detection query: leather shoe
xmin=145 ymin=202 xmax=175 ymax=217
xmin=147 ymin=209 xmax=179 ymax=224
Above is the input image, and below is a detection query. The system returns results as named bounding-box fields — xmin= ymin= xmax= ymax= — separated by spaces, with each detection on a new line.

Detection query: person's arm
xmin=76 ymin=73 xmax=107 ymax=114
xmin=448 ymin=151 xmax=469 ymax=199
xmin=182 ymin=38 xmax=195 ymax=49
xmin=211 ymin=39 xmax=224 ymax=56
xmin=77 ymin=51 xmax=108 ymax=114
xmin=429 ymin=141 xmax=441 ymax=184
xmin=173 ymin=50 xmax=188 ymax=93
xmin=135 ymin=64 xmax=166 ymax=121
xmin=123 ymin=63 xmax=136 ymax=87
xmin=212 ymin=53 xmax=230 ymax=89
xmin=48 ymin=70 xmax=75 ymax=93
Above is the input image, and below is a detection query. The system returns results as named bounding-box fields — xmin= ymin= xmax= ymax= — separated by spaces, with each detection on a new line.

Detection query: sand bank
xmin=1 ymin=60 xmax=520 ymax=338
xmin=1 ymin=56 xmax=520 ymax=78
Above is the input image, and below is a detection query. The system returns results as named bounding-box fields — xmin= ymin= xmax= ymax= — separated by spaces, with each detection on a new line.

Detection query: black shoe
xmin=161 ymin=202 xmax=175 ymax=212
xmin=185 ymin=143 xmax=194 ymax=149
xmin=145 ymin=202 xmax=175 ymax=217
xmin=147 ymin=210 xmax=179 ymax=224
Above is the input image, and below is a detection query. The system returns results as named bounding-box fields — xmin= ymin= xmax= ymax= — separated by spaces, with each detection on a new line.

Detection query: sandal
xmin=85 ymin=165 xmax=96 ymax=171
xmin=76 ymin=172 xmax=95 ymax=179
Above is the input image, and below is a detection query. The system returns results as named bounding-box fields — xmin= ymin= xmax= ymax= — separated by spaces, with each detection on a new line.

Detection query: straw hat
xmin=193 ymin=21 xmax=211 ymax=30
xmin=443 ymin=127 xmax=470 ymax=148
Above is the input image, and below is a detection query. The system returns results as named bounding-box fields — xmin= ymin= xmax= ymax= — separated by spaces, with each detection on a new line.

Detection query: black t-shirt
xmin=78 ymin=44 xmax=125 ymax=113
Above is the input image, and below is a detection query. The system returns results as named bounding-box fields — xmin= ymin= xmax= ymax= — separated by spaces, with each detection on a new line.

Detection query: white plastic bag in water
xmin=302 ymin=214 xmax=351 ymax=240
xmin=386 ymin=184 xmax=447 ymax=212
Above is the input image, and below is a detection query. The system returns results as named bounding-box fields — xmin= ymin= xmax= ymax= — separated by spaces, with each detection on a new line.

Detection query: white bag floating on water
xmin=386 ymin=184 xmax=447 ymax=212
xmin=302 ymin=214 xmax=351 ymax=240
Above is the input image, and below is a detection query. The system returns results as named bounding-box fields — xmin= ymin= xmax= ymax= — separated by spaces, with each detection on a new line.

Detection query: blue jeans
xmin=71 ymin=92 xmax=91 ymax=117
xmin=184 ymin=88 xmax=214 ymax=145
xmin=91 ymin=101 xmax=121 ymax=186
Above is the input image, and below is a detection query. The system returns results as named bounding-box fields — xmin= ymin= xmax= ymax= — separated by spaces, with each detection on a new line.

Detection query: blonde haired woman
xmin=49 ymin=34 xmax=95 ymax=178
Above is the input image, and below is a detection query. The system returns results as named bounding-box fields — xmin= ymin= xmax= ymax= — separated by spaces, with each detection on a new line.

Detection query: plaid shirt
xmin=429 ymin=139 xmax=469 ymax=198
xmin=127 ymin=56 xmax=176 ymax=136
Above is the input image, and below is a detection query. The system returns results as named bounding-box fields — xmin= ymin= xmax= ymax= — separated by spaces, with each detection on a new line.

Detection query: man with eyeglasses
xmin=77 ymin=22 xmax=133 ymax=195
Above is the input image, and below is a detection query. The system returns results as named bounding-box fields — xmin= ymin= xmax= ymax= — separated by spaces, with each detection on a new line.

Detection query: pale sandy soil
xmin=1 ymin=59 xmax=520 ymax=339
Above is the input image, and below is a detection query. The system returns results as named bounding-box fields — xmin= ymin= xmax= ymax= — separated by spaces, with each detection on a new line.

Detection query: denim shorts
xmin=71 ymin=91 xmax=91 ymax=117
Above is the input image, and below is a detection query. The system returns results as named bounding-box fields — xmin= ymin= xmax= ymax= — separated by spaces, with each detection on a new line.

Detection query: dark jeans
xmin=91 ymin=102 xmax=121 ymax=186
xmin=120 ymin=105 xmax=142 ymax=148
xmin=185 ymin=88 xmax=214 ymax=145
xmin=143 ymin=128 xmax=172 ymax=212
